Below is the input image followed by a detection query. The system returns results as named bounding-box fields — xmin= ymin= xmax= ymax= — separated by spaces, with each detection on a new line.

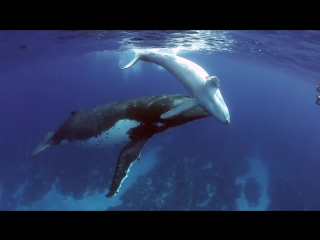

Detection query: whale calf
xmin=118 ymin=50 xmax=230 ymax=125
xmin=28 ymin=94 xmax=212 ymax=198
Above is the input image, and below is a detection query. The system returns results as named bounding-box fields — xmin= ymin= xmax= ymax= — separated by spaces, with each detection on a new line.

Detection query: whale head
xmin=202 ymin=76 xmax=230 ymax=125
xmin=211 ymin=89 xmax=230 ymax=125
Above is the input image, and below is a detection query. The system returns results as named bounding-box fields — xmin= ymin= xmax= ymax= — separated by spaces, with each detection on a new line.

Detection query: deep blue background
xmin=1 ymin=46 xmax=320 ymax=210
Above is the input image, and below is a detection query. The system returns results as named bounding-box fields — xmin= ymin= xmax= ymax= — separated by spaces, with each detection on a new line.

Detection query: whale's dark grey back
xmin=50 ymin=94 xmax=210 ymax=145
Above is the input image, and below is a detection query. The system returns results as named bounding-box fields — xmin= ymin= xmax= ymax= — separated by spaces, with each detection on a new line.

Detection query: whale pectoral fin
xmin=160 ymin=98 xmax=198 ymax=119
xmin=117 ymin=54 xmax=141 ymax=70
xmin=106 ymin=136 xmax=149 ymax=198
xmin=206 ymin=76 xmax=220 ymax=88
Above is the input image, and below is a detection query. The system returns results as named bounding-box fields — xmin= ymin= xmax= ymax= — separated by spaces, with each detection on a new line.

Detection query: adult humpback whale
xmin=118 ymin=50 xmax=230 ymax=125
xmin=28 ymin=94 xmax=212 ymax=198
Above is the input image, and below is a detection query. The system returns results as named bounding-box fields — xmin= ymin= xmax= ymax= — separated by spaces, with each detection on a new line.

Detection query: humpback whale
xmin=118 ymin=50 xmax=230 ymax=125
xmin=28 ymin=94 xmax=211 ymax=198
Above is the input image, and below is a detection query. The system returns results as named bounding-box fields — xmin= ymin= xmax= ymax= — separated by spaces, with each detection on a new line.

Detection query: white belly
xmin=147 ymin=53 xmax=210 ymax=96
xmin=66 ymin=119 xmax=140 ymax=148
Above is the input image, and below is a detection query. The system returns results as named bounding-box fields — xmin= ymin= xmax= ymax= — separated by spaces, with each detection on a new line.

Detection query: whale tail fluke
xmin=28 ymin=132 xmax=54 ymax=158
xmin=117 ymin=54 xmax=141 ymax=70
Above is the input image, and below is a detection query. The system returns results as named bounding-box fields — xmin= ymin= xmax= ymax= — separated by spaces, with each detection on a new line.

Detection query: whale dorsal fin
xmin=206 ymin=76 xmax=220 ymax=88
xmin=70 ymin=110 xmax=78 ymax=116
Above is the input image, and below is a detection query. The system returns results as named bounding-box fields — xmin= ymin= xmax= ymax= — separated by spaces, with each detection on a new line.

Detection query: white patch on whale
xmin=67 ymin=119 xmax=140 ymax=148
xmin=114 ymin=159 xmax=137 ymax=196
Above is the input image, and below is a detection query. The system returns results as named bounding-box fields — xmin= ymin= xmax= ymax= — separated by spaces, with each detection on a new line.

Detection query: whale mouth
xmin=225 ymin=120 xmax=230 ymax=125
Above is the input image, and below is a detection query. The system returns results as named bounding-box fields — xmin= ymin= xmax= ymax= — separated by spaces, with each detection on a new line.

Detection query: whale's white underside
xmin=64 ymin=119 xmax=140 ymax=148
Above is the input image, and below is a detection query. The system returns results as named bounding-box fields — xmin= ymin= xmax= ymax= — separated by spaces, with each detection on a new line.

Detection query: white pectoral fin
xmin=160 ymin=98 xmax=199 ymax=119
xmin=206 ymin=76 xmax=220 ymax=88
xmin=117 ymin=54 xmax=141 ymax=70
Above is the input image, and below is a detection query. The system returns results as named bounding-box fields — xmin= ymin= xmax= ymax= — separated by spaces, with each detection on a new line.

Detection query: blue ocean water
xmin=0 ymin=30 xmax=320 ymax=210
